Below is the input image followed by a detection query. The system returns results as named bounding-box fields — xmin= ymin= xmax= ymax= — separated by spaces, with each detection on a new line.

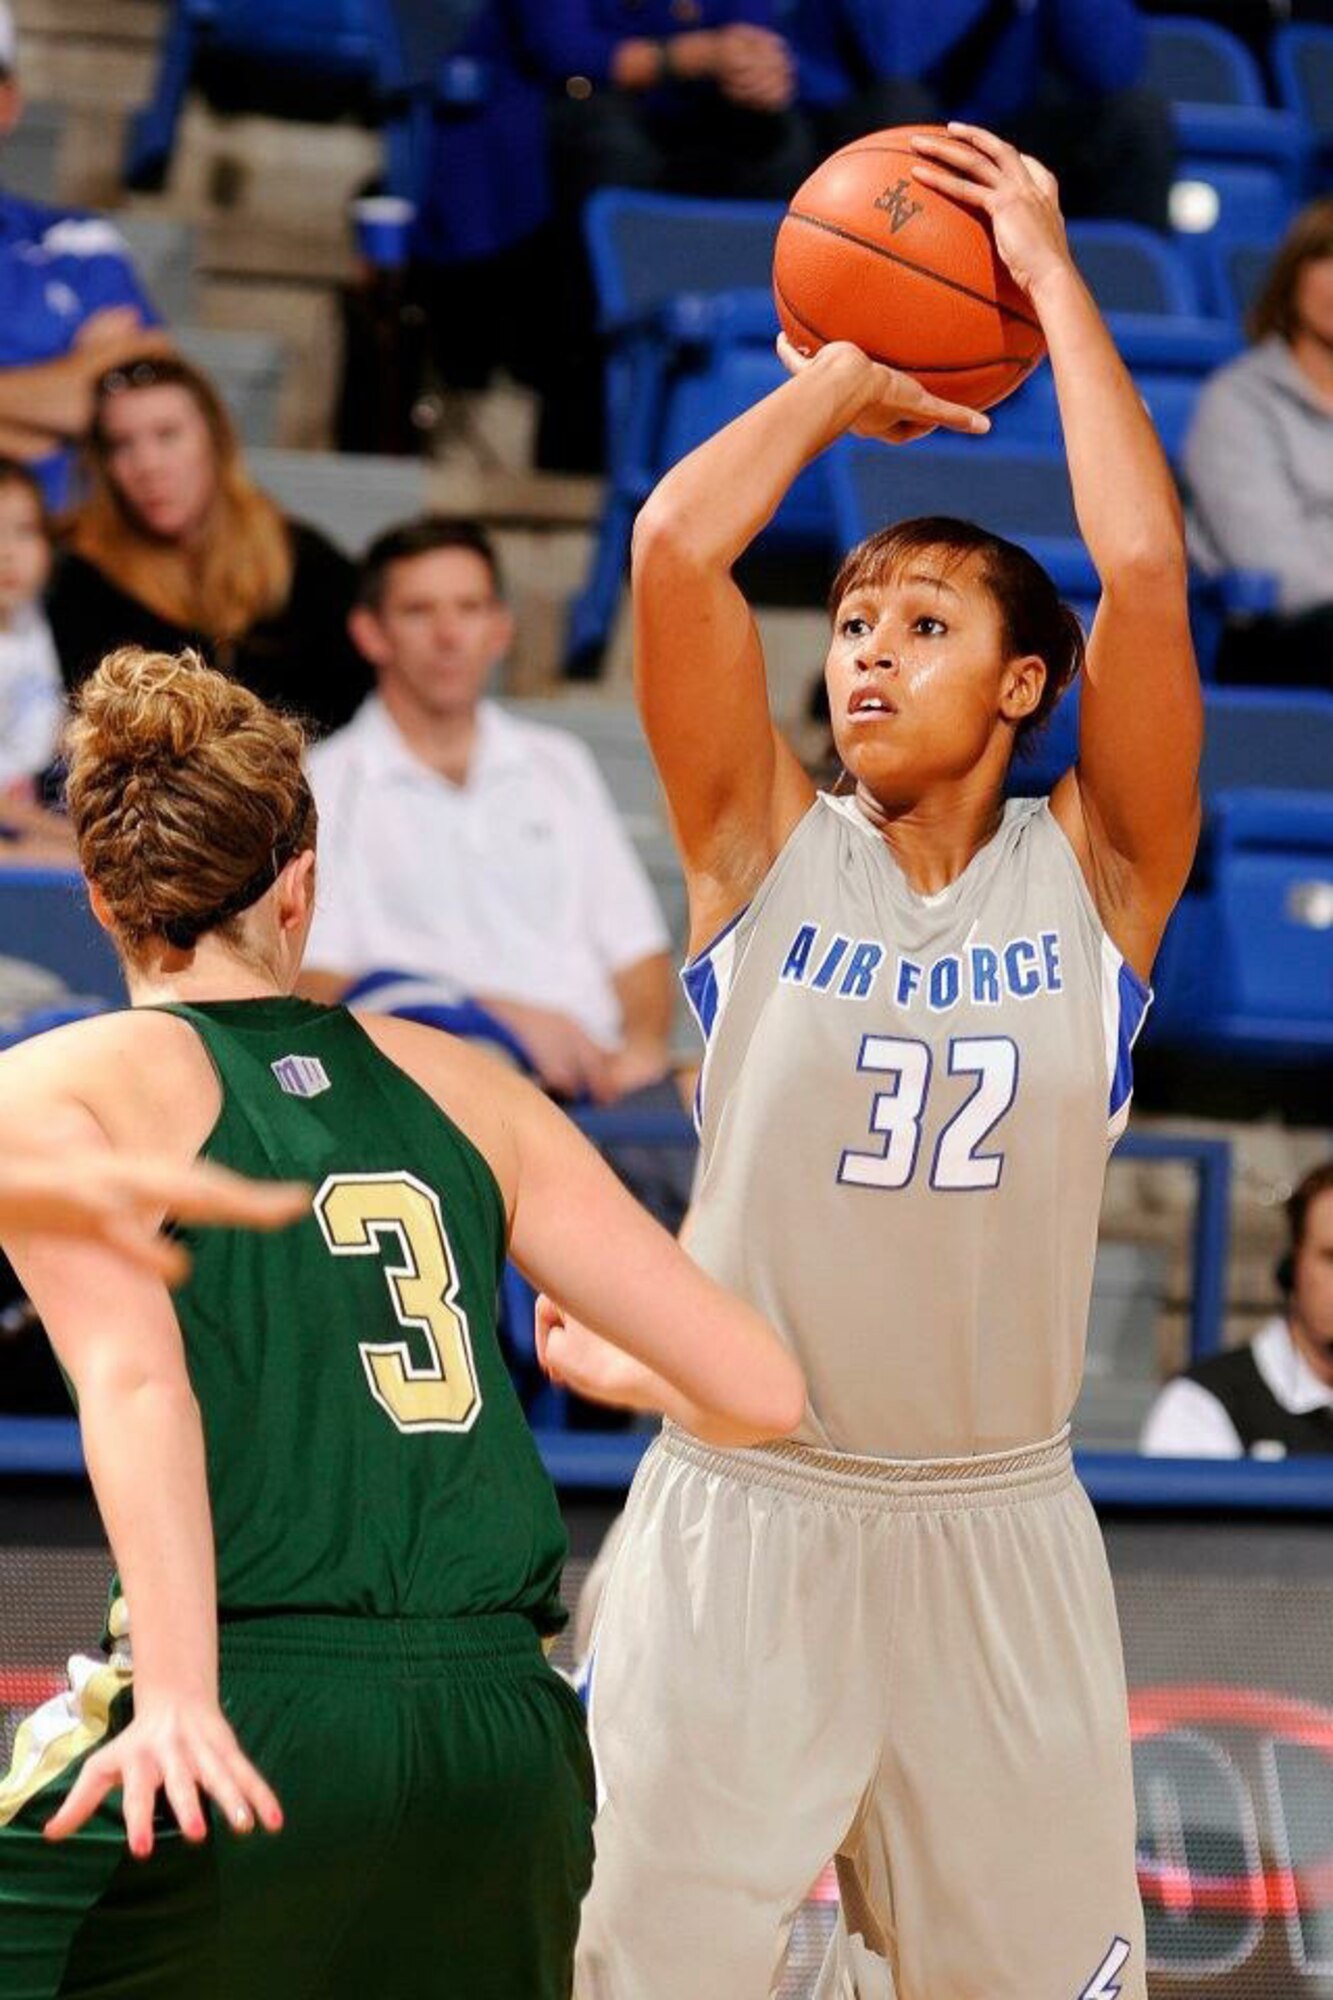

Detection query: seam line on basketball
xmin=775 ymin=277 xmax=1034 ymax=374
xmin=781 ymin=209 xmax=1042 ymax=333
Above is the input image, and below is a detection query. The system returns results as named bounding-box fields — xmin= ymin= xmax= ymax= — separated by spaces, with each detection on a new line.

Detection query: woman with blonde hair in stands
xmin=1184 ymin=196 xmax=1333 ymax=688
xmin=0 ymin=644 xmax=802 ymax=2000
xmin=47 ymin=355 xmax=370 ymax=734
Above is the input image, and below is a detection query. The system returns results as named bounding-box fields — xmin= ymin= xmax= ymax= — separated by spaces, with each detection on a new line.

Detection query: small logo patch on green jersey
xmin=271 ymin=1053 xmax=331 ymax=1098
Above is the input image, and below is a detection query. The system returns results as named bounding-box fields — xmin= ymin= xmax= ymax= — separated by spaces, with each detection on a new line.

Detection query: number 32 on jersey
xmin=315 ymin=1171 xmax=482 ymax=1433
xmin=838 ymin=1034 xmax=1018 ymax=1193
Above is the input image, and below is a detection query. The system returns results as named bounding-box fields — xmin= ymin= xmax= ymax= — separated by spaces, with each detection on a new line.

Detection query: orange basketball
xmin=773 ymin=126 xmax=1045 ymax=411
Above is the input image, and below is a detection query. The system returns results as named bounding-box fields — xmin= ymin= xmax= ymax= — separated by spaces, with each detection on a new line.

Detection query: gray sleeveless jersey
xmin=681 ymin=793 xmax=1150 ymax=1459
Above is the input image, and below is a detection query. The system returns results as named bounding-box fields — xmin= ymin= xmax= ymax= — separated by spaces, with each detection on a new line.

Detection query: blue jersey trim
xmin=679 ymin=902 xmax=749 ymax=1043
xmin=1109 ymin=957 xmax=1152 ymax=1123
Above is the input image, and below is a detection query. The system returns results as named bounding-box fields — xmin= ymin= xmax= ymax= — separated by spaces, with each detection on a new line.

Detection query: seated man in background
xmin=0 ymin=2 xmax=169 ymax=505
xmin=303 ymin=515 xmax=684 ymax=1160
xmin=1141 ymin=1161 xmax=1333 ymax=1457
xmin=521 ymin=0 xmax=815 ymax=471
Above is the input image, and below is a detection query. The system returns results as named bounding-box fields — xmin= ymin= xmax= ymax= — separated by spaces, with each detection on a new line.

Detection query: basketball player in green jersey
xmin=0 ymin=645 xmax=805 ymax=2000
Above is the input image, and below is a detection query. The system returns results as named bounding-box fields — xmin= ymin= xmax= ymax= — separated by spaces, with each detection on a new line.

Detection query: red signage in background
xmin=1131 ymin=1685 xmax=1333 ymax=1994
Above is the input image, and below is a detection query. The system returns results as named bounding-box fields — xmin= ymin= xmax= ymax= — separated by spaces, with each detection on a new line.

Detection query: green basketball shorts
xmin=0 ymin=1609 xmax=594 ymax=1999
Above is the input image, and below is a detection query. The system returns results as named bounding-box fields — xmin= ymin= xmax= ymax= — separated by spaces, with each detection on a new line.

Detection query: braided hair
xmin=64 ymin=647 xmax=315 ymax=958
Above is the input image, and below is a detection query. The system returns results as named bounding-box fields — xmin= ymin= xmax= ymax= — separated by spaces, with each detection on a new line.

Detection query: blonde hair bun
xmin=71 ymin=646 xmax=251 ymax=767
xmin=65 ymin=645 xmax=314 ymax=954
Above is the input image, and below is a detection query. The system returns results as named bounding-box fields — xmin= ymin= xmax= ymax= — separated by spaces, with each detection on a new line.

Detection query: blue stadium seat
xmin=998 ymin=368 xmax=1205 ymax=463
xmin=1170 ymin=161 xmax=1295 ymax=316
xmin=1195 ymin=233 xmax=1273 ymax=323
xmin=0 ymin=871 xmax=123 ymax=1006
xmin=1198 ymin=687 xmax=1333 ymax=800
xmin=1068 ymin=222 xmax=1199 ymax=316
xmin=569 ymin=193 xmax=832 ymax=673
xmin=1149 ymin=788 xmax=1333 ymax=1061
xmin=1064 ymin=221 xmax=1240 ymax=373
xmin=830 ymin=436 xmax=1095 ymax=601
xmin=1145 ymin=16 xmax=1307 ymax=190
xmin=1273 ymin=23 xmax=1333 ymax=192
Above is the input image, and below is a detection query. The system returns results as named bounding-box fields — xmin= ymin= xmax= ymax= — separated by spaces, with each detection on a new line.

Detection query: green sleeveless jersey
xmin=148 ymin=997 xmax=567 ymax=1634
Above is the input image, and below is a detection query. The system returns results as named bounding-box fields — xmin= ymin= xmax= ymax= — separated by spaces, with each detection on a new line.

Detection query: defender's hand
xmin=0 ymin=1153 xmax=310 ymax=1283
xmin=44 ymin=1696 xmax=283 ymax=1859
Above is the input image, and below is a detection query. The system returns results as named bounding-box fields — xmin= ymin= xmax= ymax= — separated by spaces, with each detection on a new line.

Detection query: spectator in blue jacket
xmin=0 ymin=2 xmax=169 ymax=507
xmin=406 ymin=0 xmax=555 ymax=401
xmin=519 ymin=0 xmax=817 ymax=471
xmin=791 ymin=0 xmax=1173 ymax=232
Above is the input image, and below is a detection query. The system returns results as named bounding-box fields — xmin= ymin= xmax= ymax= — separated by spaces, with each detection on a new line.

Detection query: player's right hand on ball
xmin=776 ymin=333 xmax=990 ymax=446
xmin=44 ymin=1696 xmax=284 ymax=1859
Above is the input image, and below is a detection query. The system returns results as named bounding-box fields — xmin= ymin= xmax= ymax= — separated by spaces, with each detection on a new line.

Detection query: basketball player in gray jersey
xmin=544 ymin=128 xmax=1201 ymax=2000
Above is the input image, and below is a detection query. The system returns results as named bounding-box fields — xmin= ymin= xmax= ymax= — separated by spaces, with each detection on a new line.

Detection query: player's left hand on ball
xmin=776 ymin=334 xmax=990 ymax=445
xmin=909 ymin=125 xmax=1070 ymax=301
xmin=43 ymin=1697 xmax=284 ymax=1859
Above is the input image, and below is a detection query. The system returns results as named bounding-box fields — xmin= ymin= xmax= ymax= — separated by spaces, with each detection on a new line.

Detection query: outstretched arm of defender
xmin=0 ymin=1149 xmax=308 ymax=1282
xmin=0 ymin=1104 xmax=284 ymax=1854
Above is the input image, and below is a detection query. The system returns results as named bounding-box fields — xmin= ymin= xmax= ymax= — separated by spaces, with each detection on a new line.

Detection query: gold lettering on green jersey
xmin=314 ymin=1172 xmax=482 ymax=1433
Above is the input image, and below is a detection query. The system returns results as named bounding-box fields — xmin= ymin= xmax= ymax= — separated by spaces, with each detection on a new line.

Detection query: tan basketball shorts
xmin=576 ymin=1425 xmax=1145 ymax=2000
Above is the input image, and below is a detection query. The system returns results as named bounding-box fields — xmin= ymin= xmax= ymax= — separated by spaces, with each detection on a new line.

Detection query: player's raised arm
xmin=632 ymin=324 xmax=989 ymax=948
xmin=912 ymin=126 xmax=1203 ymax=979
xmin=0 ymin=1089 xmax=283 ymax=1855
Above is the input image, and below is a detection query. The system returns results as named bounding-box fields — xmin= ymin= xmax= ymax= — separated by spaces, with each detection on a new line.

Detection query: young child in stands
xmin=0 ymin=460 xmax=63 ymax=803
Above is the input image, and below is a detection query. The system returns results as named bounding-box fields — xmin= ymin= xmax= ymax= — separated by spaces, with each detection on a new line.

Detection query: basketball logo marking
xmin=873 ymin=178 xmax=923 ymax=233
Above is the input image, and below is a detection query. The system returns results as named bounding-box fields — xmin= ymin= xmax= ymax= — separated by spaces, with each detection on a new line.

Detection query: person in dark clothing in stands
xmin=519 ymin=0 xmax=816 ymax=472
xmin=403 ymin=0 xmax=554 ymax=416
xmin=1142 ymin=1160 xmax=1333 ymax=1457
xmin=48 ymin=356 xmax=370 ymax=737
xmin=792 ymin=0 xmax=1174 ymax=233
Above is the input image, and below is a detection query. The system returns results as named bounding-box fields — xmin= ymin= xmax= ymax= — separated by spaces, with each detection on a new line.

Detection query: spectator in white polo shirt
xmin=1141 ymin=1160 xmax=1333 ymax=1458
xmin=303 ymin=515 xmax=677 ymax=1120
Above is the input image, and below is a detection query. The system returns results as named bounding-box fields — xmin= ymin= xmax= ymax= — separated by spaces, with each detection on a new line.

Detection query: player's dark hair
xmin=1249 ymin=198 xmax=1333 ymax=346
xmin=357 ymin=516 xmax=504 ymax=611
xmin=0 ymin=457 xmax=49 ymax=527
xmin=829 ymin=516 xmax=1085 ymax=748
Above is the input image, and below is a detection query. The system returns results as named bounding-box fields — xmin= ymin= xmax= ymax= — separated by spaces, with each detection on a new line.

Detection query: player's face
xmin=824 ymin=554 xmax=1041 ymax=800
xmin=1293 ymin=255 xmax=1333 ymax=350
xmin=356 ymin=549 xmax=513 ymax=721
xmin=1289 ymin=1189 xmax=1333 ymax=1388
xmin=0 ymin=482 xmax=50 ymax=619
xmin=99 ymin=385 xmax=218 ymax=543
